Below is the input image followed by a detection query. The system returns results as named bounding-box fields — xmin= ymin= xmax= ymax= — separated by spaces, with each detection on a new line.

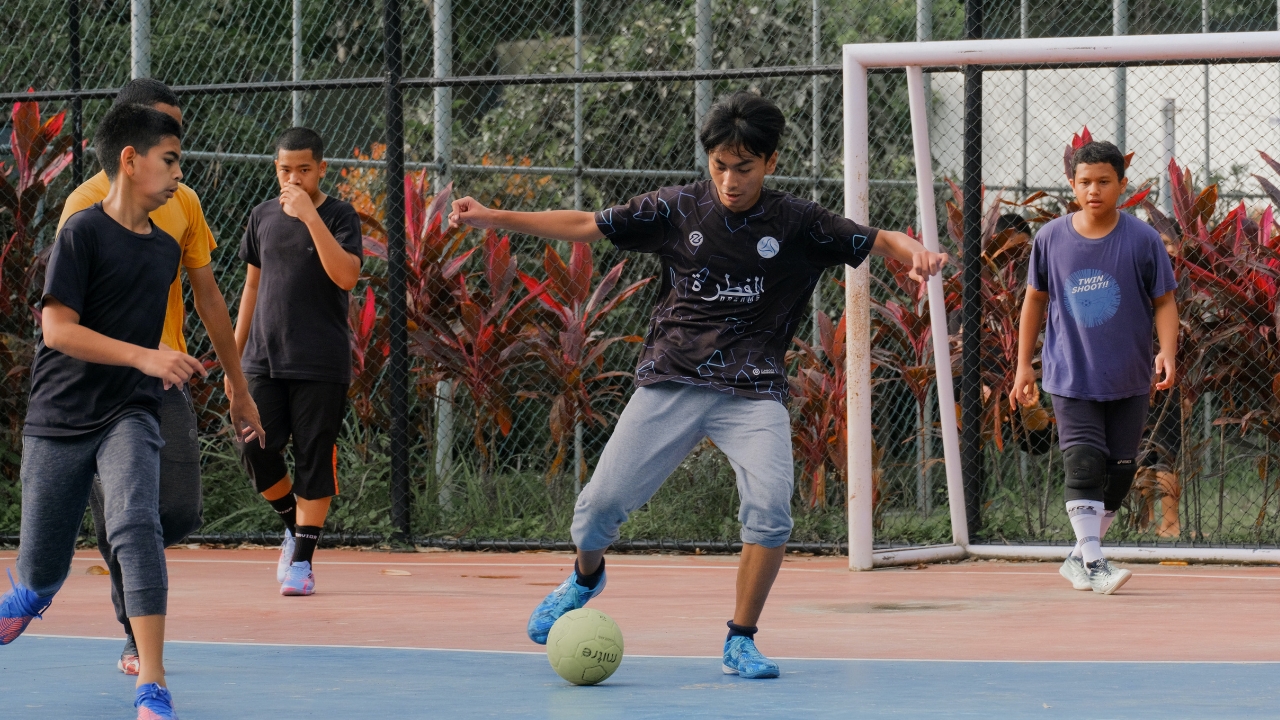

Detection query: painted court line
xmin=27 ymin=634 xmax=1280 ymax=664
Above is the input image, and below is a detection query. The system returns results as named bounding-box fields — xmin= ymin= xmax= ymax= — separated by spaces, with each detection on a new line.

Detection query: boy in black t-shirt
xmin=232 ymin=128 xmax=363 ymax=596
xmin=450 ymin=92 xmax=948 ymax=678
xmin=0 ymin=104 xmax=208 ymax=720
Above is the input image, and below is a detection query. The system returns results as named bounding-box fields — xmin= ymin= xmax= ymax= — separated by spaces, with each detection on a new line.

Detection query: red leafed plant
xmin=409 ymin=230 xmax=543 ymax=475
xmin=788 ymin=308 xmax=850 ymax=509
xmin=517 ymin=242 xmax=652 ymax=480
xmin=1 ymin=96 xmax=78 ymax=483
xmin=349 ymin=285 xmax=389 ymax=429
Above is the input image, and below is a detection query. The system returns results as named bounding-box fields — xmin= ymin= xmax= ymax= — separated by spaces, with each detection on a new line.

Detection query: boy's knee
xmin=1063 ymin=444 xmax=1107 ymax=503
xmin=1104 ymin=458 xmax=1137 ymax=512
xmin=160 ymin=504 xmax=203 ymax=546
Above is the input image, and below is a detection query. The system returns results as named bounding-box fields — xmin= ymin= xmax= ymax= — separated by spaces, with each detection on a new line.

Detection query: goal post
xmin=843 ymin=31 xmax=1280 ymax=569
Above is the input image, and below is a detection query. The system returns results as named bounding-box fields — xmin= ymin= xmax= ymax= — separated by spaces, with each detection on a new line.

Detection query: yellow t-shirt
xmin=56 ymin=171 xmax=216 ymax=354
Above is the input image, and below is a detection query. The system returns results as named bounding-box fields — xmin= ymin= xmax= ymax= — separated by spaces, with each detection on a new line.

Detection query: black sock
xmin=292 ymin=525 xmax=321 ymax=565
xmin=574 ymin=557 xmax=605 ymax=590
xmin=726 ymin=621 xmax=758 ymax=641
xmin=267 ymin=494 xmax=297 ymax=533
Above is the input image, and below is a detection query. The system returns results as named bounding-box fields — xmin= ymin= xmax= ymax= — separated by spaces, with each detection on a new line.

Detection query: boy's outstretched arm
xmin=1152 ymin=291 xmax=1178 ymax=390
xmin=41 ymin=298 xmax=208 ymax=389
xmin=449 ymin=196 xmax=602 ymax=244
xmin=869 ymin=229 xmax=949 ymax=282
xmin=1010 ymin=286 xmax=1049 ymax=409
xmin=189 ymin=264 xmax=265 ymax=446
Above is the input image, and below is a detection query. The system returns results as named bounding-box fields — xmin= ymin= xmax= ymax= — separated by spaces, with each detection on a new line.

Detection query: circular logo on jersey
xmin=757 ymin=236 xmax=780 ymax=258
xmin=688 ymin=231 xmax=704 ymax=247
xmin=1063 ymin=268 xmax=1121 ymax=328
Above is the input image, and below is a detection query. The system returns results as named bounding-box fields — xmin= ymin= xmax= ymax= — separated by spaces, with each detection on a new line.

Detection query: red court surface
xmin=4 ymin=547 xmax=1278 ymax=662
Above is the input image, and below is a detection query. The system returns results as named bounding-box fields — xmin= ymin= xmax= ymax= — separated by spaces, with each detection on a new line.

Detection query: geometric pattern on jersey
xmin=596 ymin=180 xmax=876 ymax=402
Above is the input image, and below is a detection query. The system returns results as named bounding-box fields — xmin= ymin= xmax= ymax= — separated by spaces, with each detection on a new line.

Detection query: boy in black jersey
xmin=232 ymin=128 xmax=363 ymax=596
xmin=452 ymin=91 xmax=947 ymax=678
xmin=0 ymin=104 xmax=206 ymax=719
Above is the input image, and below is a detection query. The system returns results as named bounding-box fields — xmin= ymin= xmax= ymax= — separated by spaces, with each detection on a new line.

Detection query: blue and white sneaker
xmin=1 ymin=568 xmax=51 ymax=645
xmin=135 ymin=682 xmax=178 ymax=720
xmin=526 ymin=567 xmax=606 ymax=645
xmin=722 ymin=636 xmax=780 ymax=679
xmin=280 ymin=560 xmax=315 ymax=596
xmin=277 ymin=529 xmax=296 ymax=583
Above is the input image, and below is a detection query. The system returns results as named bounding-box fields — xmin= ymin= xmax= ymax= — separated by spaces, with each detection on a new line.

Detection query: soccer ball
xmin=545 ymin=608 xmax=624 ymax=685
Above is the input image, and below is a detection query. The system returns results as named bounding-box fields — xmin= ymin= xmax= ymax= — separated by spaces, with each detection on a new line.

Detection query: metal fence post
xmin=695 ymin=0 xmax=712 ymax=173
xmin=1113 ymin=0 xmax=1127 ymax=152
xmin=1162 ymin=98 xmax=1176 ymax=215
xmin=384 ymin=0 xmax=411 ymax=541
xmin=292 ymin=0 xmax=303 ymax=126
xmin=433 ymin=0 xmax=455 ymax=503
xmin=811 ymin=0 xmax=824 ymax=350
xmin=573 ymin=0 xmax=586 ymax=495
xmin=1019 ymin=0 xmax=1028 ymax=191
xmin=961 ymin=0 xmax=984 ymax=537
xmin=916 ymin=0 xmax=933 ymax=514
xmin=131 ymin=0 xmax=150 ymax=79
xmin=69 ymin=0 xmax=82 ymax=185
xmin=1203 ymin=0 xmax=1211 ymax=182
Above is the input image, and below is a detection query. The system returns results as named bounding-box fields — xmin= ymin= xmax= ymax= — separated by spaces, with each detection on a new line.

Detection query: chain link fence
xmin=3 ymin=0 xmax=1280 ymax=550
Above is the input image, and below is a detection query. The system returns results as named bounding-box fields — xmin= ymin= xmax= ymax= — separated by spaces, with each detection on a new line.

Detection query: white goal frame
xmin=842 ymin=31 xmax=1280 ymax=569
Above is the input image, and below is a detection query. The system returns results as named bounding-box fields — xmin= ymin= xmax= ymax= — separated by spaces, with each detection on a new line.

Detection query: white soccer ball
xmin=546 ymin=608 xmax=625 ymax=685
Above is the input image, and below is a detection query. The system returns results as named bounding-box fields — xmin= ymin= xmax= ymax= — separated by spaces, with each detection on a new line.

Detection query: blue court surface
xmin=3 ymin=635 xmax=1278 ymax=719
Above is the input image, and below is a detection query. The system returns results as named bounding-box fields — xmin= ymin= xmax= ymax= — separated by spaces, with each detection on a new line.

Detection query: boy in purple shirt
xmin=1011 ymin=141 xmax=1179 ymax=594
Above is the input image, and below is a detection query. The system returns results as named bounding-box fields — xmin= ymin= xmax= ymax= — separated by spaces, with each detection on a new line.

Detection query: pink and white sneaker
xmin=280 ymin=560 xmax=315 ymax=596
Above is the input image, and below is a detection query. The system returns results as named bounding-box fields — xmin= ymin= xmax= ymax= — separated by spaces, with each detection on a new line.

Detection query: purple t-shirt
xmin=1028 ymin=212 xmax=1177 ymax=401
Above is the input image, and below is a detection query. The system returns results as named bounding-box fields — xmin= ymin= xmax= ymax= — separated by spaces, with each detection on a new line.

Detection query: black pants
xmin=89 ymin=384 xmax=202 ymax=639
xmin=1051 ymin=393 xmax=1149 ymax=460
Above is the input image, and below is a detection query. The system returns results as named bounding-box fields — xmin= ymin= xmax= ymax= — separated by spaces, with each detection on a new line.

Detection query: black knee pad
xmin=1063 ymin=445 xmax=1107 ymax=503
xmin=1104 ymin=458 xmax=1138 ymax=512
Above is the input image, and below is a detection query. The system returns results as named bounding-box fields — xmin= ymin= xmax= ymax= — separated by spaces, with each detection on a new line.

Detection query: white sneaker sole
xmin=722 ymin=664 xmax=738 ymax=675
xmin=1093 ymin=568 xmax=1132 ymax=595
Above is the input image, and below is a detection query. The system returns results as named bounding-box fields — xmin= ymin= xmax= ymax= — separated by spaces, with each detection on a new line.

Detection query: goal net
xmin=843 ymin=32 xmax=1280 ymax=568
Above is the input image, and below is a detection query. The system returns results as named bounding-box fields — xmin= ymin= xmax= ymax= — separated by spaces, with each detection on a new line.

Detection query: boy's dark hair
xmin=699 ymin=91 xmax=786 ymax=159
xmin=94 ymin=103 xmax=183 ymax=179
xmin=1071 ymin=141 xmax=1126 ymax=180
xmin=112 ymin=78 xmax=180 ymax=109
xmin=275 ymin=127 xmax=325 ymax=161
xmin=996 ymin=213 xmax=1032 ymax=237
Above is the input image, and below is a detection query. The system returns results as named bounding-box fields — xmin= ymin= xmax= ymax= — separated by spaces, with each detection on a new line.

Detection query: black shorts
xmin=1050 ymin=393 xmax=1149 ymax=460
xmin=236 ymin=376 xmax=347 ymax=500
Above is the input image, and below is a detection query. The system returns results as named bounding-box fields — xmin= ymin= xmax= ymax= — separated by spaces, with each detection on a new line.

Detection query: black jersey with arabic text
xmin=596 ymin=180 xmax=878 ymax=402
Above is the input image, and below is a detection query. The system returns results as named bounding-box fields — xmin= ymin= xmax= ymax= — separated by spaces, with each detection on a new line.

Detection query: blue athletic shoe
xmin=1 ymin=568 xmax=51 ymax=645
xmin=722 ymin=636 xmax=780 ymax=679
xmin=526 ymin=568 xmax=606 ymax=645
xmin=135 ymin=682 xmax=178 ymax=720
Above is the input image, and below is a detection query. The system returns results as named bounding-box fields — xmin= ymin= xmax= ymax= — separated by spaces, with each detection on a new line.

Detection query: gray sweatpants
xmin=91 ymin=384 xmax=202 ymax=636
xmin=572 ymin=381 xmax=795 ymax=550
xmin=18 ymin=410 xmax=168 ymax=617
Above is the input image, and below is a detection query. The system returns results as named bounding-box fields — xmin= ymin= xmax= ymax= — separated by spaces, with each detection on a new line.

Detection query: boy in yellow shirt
xmin=56 ymin=78 xmax=264 ymax=674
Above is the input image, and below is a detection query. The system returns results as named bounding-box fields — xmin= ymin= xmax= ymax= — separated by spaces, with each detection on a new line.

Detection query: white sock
xmin=1066 ymin=500 xmax=1105 ymax=564
xmin=1072 ymin=510 xmax=1116 ymax=558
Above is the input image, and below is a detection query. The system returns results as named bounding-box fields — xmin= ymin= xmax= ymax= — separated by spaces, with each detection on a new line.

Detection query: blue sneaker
xmin=1 ymin=569 xmax=51 ymax=645
xmin=135 ymin=682 xmax=178 ymax=720
xmin=280 ymin=560 xmax=315 ymax=596
xmin=526 ymin=567 xmax=606 ymax=645
xmin=722 ymin=636 xmax=780 ymax=679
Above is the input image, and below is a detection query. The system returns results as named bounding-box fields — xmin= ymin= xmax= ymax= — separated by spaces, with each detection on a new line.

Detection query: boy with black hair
xmin=233 ymin=127 xmax=363 ymax=596
xmin=1 ymin=103 xmax=202 ymax=720
xmin=1011 ymin=140 xmax=1179 ymax=595
xmin=450 ymin=91 xmax=947 ymax=678
xmin=57 ymin=77 xmax=265 ymax=676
